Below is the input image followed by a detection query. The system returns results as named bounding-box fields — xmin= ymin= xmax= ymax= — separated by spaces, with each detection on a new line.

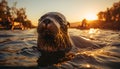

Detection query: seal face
xmin=37 ymin=12 xmax=72 ymax=52
xmin=37 ymin=12 xmax=72 ymax=66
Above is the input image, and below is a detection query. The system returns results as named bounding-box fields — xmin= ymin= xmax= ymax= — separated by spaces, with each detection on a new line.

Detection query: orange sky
xmin=7 ymin=0 xmax=120 ymax=26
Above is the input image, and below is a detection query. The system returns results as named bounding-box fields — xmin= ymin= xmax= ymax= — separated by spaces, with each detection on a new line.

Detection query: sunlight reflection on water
xmin=0 ymin=29 xmax=120 ymax=69
xmin=88 ymin=28 xmax=99 ymax=34
xmin=68 ymin=28 xmax=120 ymax=69
xmin=88 ymin=28 xmax=100 ymax=38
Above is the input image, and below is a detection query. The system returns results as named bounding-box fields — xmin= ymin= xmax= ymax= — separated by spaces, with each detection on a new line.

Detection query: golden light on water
xmin=81 ymin=49 xmax=105 ymax=57
xmin=89 ymin=28 xmax=98 ymax=34
xmin=76 ymin=46 xmax=119 ymax=62
xmin=75 ymin=47 xmax=109 ymax=59
xmin=88 ymin=28 xmax=100 ymax=38
xmin=89 ymin=28 xmax=95 ymax=34
xmin=86 ymin=64 xmax=91 ymax=68
xmin=80 ymin=63 xmax=91 ymax=68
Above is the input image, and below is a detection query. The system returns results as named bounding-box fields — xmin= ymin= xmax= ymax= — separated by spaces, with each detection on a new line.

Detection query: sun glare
xmin=85 ymin=13 xmax=97 ymax=20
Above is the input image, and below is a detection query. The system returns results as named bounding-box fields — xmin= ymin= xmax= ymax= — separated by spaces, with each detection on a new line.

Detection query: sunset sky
xmin=5 ymin=0 xmax=120 ymax=25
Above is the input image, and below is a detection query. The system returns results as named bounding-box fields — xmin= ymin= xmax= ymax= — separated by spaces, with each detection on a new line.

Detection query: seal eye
xmin=54 ymin=15 xmax=64 ymax=25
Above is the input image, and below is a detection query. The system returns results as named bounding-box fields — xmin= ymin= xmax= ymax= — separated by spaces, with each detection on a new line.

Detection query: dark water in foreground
xmin=0 ymin=28 xmax=120 ymax=69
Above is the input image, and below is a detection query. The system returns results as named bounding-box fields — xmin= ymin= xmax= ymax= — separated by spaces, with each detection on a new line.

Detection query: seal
xmin=37 ymin=12 xmax=73 ymax=66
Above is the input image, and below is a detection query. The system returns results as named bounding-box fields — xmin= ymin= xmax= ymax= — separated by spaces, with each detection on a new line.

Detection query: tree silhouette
xmin=112 ymin=1 xmax=120 ymax=22
xmin=105 ymin=8 xmax=112 ymax=22
xmin=81 ymin=18 xmax=87 ymax=27
xmin=0 ymin=0 xmax=32 ymax=30
xmin=97 ymin=1 xmax=120 ymax=22
xmin=97 ymin=11 xmax=105 ymax=21
xmin=0 ymin=0 xmax=11 ymax=29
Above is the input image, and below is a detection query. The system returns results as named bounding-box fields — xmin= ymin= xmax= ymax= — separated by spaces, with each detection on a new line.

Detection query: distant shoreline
xmin=70 ymin=20 xmax=120 ymax=30
xmin=0 ymin=25 xmax=37 ymax=30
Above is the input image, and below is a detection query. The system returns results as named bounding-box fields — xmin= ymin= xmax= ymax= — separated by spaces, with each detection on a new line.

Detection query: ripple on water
xmin=0 ymin=29 xmax=120 ymax=69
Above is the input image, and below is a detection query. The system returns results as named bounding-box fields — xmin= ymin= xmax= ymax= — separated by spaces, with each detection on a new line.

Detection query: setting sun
xmin=85 ymin=13 xmax=98 ymax=20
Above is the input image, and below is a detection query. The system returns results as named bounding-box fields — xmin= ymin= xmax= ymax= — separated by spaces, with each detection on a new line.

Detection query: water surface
xmin=0 ymin=28 xmax=120 ymax=69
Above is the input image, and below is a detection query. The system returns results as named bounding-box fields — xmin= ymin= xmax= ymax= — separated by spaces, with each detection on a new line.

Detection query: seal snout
xmin=43 ymin=18 xmax=51 ymax=25
xmin=41 ymin=18 xmax=52 ymax=29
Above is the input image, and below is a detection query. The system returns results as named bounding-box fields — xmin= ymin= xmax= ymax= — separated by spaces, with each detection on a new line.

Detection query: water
xmin=0 ymin=28 xmax=120 ymax=69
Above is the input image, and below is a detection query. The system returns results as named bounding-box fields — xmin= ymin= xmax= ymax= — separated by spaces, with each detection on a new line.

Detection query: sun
xmin=85 ymin=13 xmax=97 ymax=20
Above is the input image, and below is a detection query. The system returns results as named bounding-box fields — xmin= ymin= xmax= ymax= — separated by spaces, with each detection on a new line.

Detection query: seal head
xmin=37 ymin=12 xmax=72 ymax=52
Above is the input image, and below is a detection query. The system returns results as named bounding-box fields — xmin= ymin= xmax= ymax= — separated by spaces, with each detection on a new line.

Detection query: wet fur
xmin=37 ymin=12 xmax=72 ymax=66
xmin=37 ymin=31 xmax=72 ymax=52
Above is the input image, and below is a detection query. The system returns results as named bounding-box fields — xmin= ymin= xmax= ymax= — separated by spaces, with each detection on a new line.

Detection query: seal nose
xmin=43 ymin=19 xmax=51 ymax=26
xmin=42 ymin=18 xmax=52 ymax=29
